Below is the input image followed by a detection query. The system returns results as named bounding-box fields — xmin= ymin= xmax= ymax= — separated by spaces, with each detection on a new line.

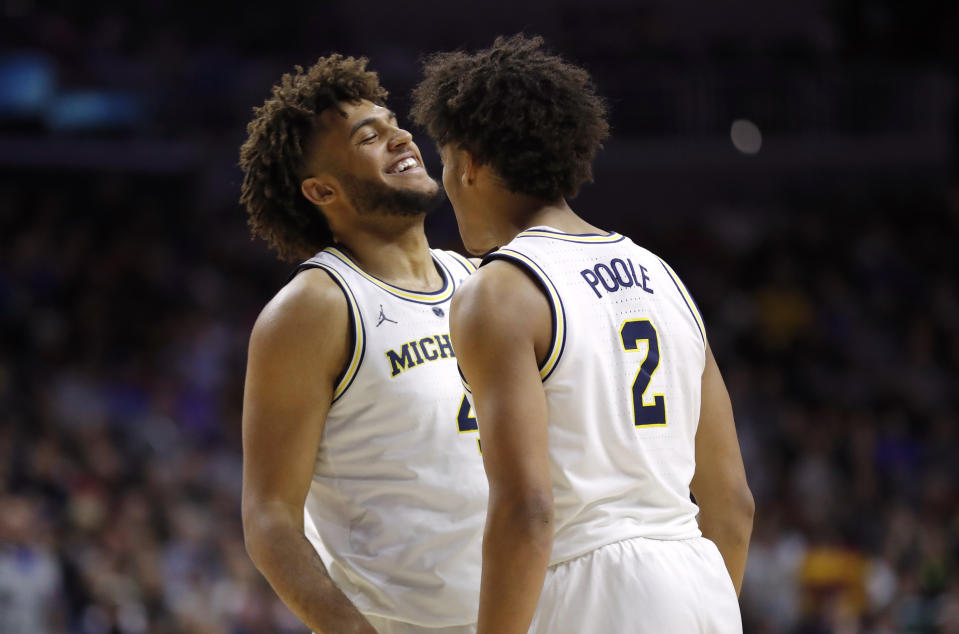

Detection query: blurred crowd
xmin=3 ymin=2 xmax=959 ymax=633
xmin=0 ymin=171 xmax=298 ymax=633
xmin=2 ymin=168 xmax=957 ymax=634
xmin=657 ymin=193 xmax=959 ymax=634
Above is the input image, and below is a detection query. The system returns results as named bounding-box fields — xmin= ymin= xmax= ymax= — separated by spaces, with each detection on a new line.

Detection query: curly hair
xmin=410 ymin=34 xmax=609 ymax=201
xmin=239 ymin=55 xmax=388 ymax=262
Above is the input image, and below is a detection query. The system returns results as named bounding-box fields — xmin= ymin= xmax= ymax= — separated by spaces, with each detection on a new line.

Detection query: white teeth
xmin=393 ymin=157 xmax=418 ymax=173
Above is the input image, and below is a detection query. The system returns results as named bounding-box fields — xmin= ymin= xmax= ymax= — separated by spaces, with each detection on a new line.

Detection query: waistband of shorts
xmin=549 ymin=533 xmax=708 ymax=568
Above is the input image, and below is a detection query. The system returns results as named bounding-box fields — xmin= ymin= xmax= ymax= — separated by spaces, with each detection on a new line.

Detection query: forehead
xmin=318 ymin=99 xmax=390 ymax=134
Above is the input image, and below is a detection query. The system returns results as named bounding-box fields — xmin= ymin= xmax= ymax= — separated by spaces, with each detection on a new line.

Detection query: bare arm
xmin=450 ymin=261 xmax=554 ymax=634
xmin=242 ymin=269 xmax=375 ymax=634
xmin=689 ymin=344 xmax=755 ymax=595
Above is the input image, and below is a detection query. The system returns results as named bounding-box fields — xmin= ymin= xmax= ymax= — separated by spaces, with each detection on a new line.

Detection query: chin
xmin=422 ymin=180 xmax=441 ymax=196
xmin=404 ymin=179 xmax=440 ymax=202
xmin=453 ymin=213 xmax=490 ymax=255
xmin=459 ymin=230 xmax=495 ymax=256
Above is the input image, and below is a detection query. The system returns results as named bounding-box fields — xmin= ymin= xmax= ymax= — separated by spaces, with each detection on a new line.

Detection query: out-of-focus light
xmin=0 ymin=53 xmax=56 ymax=117
xmin=730 ymin=119 xmax=762 ymax=155
xmin=47 ymin=91 xmax=144 ymax=132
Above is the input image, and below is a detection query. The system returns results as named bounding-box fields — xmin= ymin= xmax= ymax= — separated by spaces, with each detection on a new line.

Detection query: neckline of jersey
xmin=516 ymin=225 xmax=624 ymax=243
xmin=324 ymin=247 xmax=454 ymax=304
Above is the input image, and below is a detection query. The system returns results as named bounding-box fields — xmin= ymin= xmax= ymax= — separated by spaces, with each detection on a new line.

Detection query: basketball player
xmin=239 ymin=55 xmax=486 ymax=634
xmin=411 ymin=35 xmax=754 ymax=633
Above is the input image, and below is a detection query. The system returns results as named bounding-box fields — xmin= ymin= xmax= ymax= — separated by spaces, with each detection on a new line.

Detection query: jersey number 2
xmin=620 ymin=319 xmax=667 ymax=427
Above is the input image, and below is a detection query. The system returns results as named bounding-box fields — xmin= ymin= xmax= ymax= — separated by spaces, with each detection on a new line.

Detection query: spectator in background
xmin=2 ymin=168 xmax=958 ymax=634
xmin=0 ymin=494 xmax=64 ymax=634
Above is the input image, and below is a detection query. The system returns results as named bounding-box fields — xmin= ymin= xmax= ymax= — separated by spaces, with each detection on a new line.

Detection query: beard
xmin=338 ymin=172 xmax=446 ymax=217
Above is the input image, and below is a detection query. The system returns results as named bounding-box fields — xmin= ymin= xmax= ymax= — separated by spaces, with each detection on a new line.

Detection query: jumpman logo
xmin=376 ymin=304 xmax=398 ymax=327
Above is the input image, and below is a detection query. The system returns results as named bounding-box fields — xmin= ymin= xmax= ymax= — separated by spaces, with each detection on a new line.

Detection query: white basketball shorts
xmin=364 ymin=615 xmax=476 ymax=634
xmin=529 ymin=536 xmax=742 ymax=633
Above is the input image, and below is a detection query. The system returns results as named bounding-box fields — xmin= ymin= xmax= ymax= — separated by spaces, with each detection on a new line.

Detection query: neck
xmin=485 ymin=190 xmax=605 ymax=247
xmin=334 ymin=214 xmax=441 ymax=291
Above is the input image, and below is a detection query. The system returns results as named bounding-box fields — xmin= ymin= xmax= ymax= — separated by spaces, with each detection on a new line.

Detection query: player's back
xmin=487 ymin=226 xmax=706 ymax=565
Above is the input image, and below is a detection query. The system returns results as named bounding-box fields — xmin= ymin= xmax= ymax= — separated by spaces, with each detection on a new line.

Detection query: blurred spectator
xmin=4 ymin=166 xmax=956 ymax=632
xmin=1 ymin=3 xmax=957 ymax=632
xmin=0 ymin=494 xmax=64 ymax=633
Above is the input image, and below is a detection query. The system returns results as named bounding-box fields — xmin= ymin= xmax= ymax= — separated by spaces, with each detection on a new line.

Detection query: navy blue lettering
xmin=386 ymin=345 xmax=415 ymax=377
xmin=611 ymin=259 xmax=634 ymax=288
xmin=419 ymin=337 xmax=439 ymax=361
xmin=596 ymin=264 xmax=618 ymax=292
xmin=638 ymin=263 xmax=654 ymax=294
xmin=581 ymin=258 xmax=655 ymax=298
xmin=435 ymin=334 xmax=455 ymax=358
xmin=410 ymin=339 xmax=424 ymax=364
xmin=580 ymin=269 xmax=602 ymax=298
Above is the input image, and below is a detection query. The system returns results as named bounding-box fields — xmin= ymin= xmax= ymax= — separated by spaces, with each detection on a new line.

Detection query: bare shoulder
xmin=451 ymin=260 xmax=552 ymax=363
xmin=452 ymin=260 xmax=547 ymax=327
xmin=250 ymin=268 xmax=349 ymax=355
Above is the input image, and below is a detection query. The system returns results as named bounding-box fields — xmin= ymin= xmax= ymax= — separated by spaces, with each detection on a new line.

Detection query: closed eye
xmin=361 ymin=134 xmax=377 ymax=144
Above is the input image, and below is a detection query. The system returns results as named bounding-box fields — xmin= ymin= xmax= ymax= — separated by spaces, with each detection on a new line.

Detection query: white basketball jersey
xmin=294 ymin=247 xmax=487 ymax=627
xmin=480 ymin=226 xmax=706 ymax=565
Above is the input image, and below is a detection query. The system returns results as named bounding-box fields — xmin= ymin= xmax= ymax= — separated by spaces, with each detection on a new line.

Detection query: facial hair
xmin=338 ymin=172 xmax=447 ymax=217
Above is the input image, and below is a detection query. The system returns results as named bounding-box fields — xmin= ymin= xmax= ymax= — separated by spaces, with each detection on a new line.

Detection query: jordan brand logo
xmin=376 ymin=304 xmax=398 ymax=327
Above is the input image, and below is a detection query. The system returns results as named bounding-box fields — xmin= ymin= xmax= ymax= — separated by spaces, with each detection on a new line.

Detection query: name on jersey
xmin=580 ymin=258 xmax=654 ymax=299
xmin=386 ymin=334 xmax=455 ymax=377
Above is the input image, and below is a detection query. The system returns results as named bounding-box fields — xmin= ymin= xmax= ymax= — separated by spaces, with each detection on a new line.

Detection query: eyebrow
xmin=349 ymin=110 xmax=397 ymax=139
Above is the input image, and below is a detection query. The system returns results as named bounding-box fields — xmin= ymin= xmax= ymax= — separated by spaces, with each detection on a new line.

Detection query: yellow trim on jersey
xmin=658 ymin=258 xmax=707 ymax=343
xmin=517 ymin=227 xmax=624 ymax=244
xmin=322 ymin=266 xmax=365 ymax=402
xmin=324 ymin=247 xmax=455 ymax=303
xmin=458 ymin=364 xmax=473 ymax=394
xmin=494 ymin=248 xmax=566 ymax=380
xmin=446 ymin=250 xmax=478 ymax=273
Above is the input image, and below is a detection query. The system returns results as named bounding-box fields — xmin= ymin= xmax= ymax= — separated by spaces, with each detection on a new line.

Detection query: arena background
xmin=1 ymin=1 xmax=957 ymax=632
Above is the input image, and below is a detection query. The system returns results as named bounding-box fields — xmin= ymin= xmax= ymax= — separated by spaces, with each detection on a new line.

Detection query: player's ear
xmin=461 ymin=150 xmax=478 ymax=187
xmin=302 ymin=177 xmax=337 ymax=206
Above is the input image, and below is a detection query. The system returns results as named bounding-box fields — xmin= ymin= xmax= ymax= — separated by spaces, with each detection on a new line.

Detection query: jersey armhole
xmin=656 ymin=258 xmax=708 ymax=360
xmin=444 ymin=249 xmax=478 ymax=275
xmin=294 ymin=263 xmax=366 ymax=403
xmin=482 ymin=249 xmax=567 ymax=381
xmin=457 ymin=363 xmax=473 ymax=394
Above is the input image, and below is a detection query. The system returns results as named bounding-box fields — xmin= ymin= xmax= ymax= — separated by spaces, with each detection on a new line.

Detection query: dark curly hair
xmin=239 ymin=55 xmax=387 ymax=262
xmin=410 ymin=34 xmax=609 ymax=201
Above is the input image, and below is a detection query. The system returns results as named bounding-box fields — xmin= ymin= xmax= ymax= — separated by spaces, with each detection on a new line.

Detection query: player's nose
xmin=388 ymin=126 xmax=413 ymax=150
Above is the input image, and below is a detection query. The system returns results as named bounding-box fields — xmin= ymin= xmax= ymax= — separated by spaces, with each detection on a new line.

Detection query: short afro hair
xmin=239 ymin=55 xmax=387 ymax=262
xmin=410 ymin=34 xmax=609 ymax=201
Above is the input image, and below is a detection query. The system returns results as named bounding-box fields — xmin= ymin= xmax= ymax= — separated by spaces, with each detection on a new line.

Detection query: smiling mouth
xmin=386 ymin=156 xmax=421 ymax=174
